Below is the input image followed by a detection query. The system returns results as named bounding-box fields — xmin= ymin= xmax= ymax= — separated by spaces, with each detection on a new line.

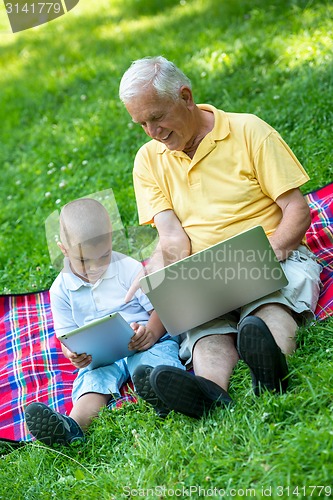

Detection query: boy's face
xmin=62 ymin=234 xmax=112 ymax=284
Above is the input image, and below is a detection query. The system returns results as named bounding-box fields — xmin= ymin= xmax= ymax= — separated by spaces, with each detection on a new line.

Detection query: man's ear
xmin=57 ymin=241 xmax=68 ymax=257
xmin=180 ymin=86 xmax=194 ymax=108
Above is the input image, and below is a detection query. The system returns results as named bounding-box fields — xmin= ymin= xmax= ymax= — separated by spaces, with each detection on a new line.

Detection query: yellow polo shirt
xmin=133 ymin=104 xmax=309 ymax=254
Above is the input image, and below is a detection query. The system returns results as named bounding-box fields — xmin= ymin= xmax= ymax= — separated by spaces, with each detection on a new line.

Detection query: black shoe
xmin=237 ymin=316 xmax=289 ymax=396
xmin=149 ymin=366 xmax=232 ymax=419
xmin=132 ymin=365 xmax=170 ymax=418
xmin=25 ymin=402 xmax=84 ymax=446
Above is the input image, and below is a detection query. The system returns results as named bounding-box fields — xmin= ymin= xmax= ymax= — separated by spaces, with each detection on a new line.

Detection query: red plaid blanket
xmin=0 ymin=291 xmax=74 ymax=441
xmin=304 ymin=183 xmax=333 ymax=320
xmin=1 ymin=184 xmax=332 ymax=441
xmin=0 ymin=292 xmax=136 ymax=442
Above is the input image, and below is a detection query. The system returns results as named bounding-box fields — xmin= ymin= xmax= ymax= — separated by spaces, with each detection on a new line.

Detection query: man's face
xmin=65 ymin=235 xmax=112 ymax=284
xmin=125 ymin=87 xmax=195 ymax=152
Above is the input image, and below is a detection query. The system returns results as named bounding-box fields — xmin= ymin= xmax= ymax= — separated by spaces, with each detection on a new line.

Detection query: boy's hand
xmin=128 ymin=322 xmax=159 ymax=351
xmin=62 ymin=344 xmax=92 ymax=369
xmin=68 ymin=351 xmax=92 ymax=369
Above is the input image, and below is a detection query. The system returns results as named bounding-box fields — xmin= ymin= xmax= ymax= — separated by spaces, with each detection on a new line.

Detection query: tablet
xmin=58 ymin=313 xmax=136 ymax=370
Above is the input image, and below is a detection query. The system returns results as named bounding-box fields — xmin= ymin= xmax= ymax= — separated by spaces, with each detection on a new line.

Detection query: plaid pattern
xmin=0 ymin=291 xmax=75 ymax=441
xmin=1 ymin=183 xmax=332 ymax=441
xmin=304 ymin=183 xmax=333 ymax=320
xmin=0 ymin=290 xmax=136 ymax=441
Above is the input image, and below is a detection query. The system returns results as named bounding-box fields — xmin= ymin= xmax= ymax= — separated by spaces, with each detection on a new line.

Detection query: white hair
xmin=119 ymin=56 xmax=192 ymax=103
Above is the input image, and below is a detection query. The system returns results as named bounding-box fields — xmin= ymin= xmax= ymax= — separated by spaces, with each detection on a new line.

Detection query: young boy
xmin=25 ymin=198 xmax=184 ymax=446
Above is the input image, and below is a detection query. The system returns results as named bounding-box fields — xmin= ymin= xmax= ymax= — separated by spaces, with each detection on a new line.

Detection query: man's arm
xmin=125 ymin=209 xmax=191 ymax=302
xmin=150 ymin=209 xmax=191 ymax=267
xmin=268 ymin=188 xmax=311 ymax=261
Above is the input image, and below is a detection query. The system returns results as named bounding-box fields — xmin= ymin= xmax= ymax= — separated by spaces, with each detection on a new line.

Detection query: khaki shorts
xmin=179 ymin=245 xmax=322 ymax=364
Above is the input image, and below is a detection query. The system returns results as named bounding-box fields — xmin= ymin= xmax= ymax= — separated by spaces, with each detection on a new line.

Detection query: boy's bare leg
xmin=192 ymin=333 xmax=239 ymax=391
xmin=69 ymin=393 xmax=110 ymax=431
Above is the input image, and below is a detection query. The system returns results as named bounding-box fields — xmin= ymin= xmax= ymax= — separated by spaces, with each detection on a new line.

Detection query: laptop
xmin=58 ymin=313 xmax=136 ymax=370
xmin=139 ymin=226 xmax=288 ymax=335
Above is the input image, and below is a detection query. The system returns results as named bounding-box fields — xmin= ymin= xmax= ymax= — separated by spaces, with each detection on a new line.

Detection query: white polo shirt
xmin=50 ymin=251 xmax=152 ymax=338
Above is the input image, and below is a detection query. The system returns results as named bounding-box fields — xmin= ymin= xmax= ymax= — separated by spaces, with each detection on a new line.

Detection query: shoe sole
xmin=237 ymin=316 xmax=289 ymax=395
xmin=132 ymin=366 xmax=169 ymax=417
xmin=150 ymin=367 xmax=230 ymax=419
xmin=25 ymin=403 xmax=72 ymax=446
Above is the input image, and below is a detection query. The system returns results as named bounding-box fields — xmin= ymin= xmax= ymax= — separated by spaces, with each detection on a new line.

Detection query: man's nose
xmin=147 ymin=122 xmax=160 ymax=139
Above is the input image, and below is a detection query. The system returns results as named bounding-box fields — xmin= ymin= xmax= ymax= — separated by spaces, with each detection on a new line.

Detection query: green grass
xmin=1 ymin=0 xmax=333 ymax=498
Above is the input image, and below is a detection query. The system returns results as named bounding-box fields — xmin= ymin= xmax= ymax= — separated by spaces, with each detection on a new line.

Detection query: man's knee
xmin=252 ymin=303 xmax=297 ymax=354
xmin=194 ymin=333 xmax=238 ymax=358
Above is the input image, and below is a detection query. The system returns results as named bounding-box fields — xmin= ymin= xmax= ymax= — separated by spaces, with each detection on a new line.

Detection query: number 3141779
xmin=5 ymin=3 xmax=62 ymax=15
xmin=276 ymin=486 xmax=332 ymax=497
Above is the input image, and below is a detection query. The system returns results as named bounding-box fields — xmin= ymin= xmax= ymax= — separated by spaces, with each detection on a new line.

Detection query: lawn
xmin=0 ymin=0 xmax=333 ymax=498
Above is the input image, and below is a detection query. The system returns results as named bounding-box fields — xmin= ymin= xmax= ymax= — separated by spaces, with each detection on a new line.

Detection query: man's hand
xmin=124 ymin=269 xmax=144 ymax=303
xmin=125 ymin=210 xmax=191 ymax=303
xmin=128 ymin=322 xmax=160 ymax=351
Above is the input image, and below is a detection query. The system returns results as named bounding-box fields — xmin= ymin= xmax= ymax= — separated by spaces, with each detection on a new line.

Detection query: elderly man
xmin=119 ymin=56 xmax=321 ymax=418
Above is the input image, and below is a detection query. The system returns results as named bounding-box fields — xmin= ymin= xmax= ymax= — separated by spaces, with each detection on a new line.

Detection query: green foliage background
xmin=1 ymin=0 xmax=332 ymax=293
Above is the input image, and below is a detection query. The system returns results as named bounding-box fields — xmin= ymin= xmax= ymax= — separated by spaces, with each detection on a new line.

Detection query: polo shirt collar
xmin=199 ymin=104 xmax=230 ymax=141
xmin=155 ymin=104 xmax=230 ymax=155
xmin=61 ymin=254 xmax=119 ymax=291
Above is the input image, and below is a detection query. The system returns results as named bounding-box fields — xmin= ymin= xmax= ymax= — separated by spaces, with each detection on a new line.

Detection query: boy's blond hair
xmin=59 ymin=198 xmax=112 ymax=249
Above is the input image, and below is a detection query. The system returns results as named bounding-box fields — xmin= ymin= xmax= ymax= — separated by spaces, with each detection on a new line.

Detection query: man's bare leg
xmin=253 ymin=303 xmax=298 ymax=354
xmin=237 ymin=303 xmax=297 ymax=395
xmin=192 ymin=333 xmax=239 ymax=391
xmin=145 ymin=334 xmax=236 ymax=418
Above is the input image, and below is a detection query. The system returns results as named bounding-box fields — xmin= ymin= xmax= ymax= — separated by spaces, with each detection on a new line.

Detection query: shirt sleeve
xmin=253 ymin=130 xmax=310 ymax=201
xmin=133 ymin=145 xmax=172 ymax=225
xmin=50 ymin=279 xmax=78 ymax=338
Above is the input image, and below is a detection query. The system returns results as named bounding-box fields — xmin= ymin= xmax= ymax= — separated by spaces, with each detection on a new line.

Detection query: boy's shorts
xmin=72 ymin=336 xmax=183 ymax=402
xmin=72 ymin=358 xmax=129 ymax=403
xmin=179 ymin=245 xmax=322 ymax=365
